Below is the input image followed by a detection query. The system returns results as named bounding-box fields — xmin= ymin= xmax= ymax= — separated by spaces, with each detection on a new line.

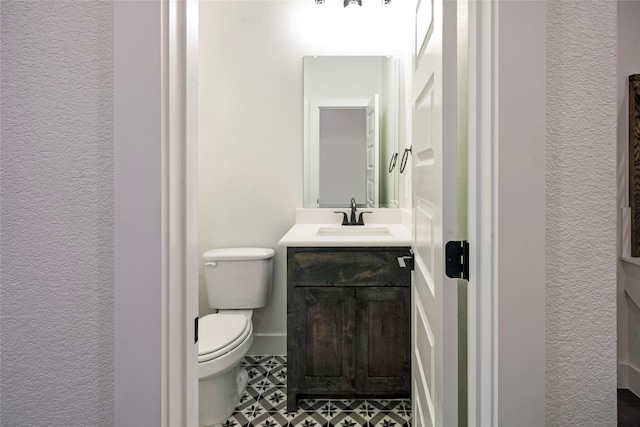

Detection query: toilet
xmin=198 ymin=247 xmax=275 ymax=426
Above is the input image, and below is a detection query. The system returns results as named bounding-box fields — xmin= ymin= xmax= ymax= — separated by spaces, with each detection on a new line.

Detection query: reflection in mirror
xmin=304 ymin=56 xmax=399 ymax=208
xmin=319 ymin=107 xmax=368 ymax=206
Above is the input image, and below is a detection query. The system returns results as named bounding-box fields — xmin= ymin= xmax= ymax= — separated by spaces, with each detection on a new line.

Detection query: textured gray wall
xmin=617 ymin=0 xmax=640 ymax=389
xmin=0 ymin=2 xmax=621 ymax=425
xmin=546 ymin=1 xmax=617 ymax=425
xmin=1 ymin=2 xmax=114 ymax=426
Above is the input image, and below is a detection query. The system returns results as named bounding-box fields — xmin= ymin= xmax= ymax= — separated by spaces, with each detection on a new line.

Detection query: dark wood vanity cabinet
xmin=286 ymin=247 xmax=411 ymax=411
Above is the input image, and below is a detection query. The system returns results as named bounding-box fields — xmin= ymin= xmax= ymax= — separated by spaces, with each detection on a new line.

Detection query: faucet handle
xmin=357 ymin=211 xmax=373 ymax=225
xmin=333 ymin=211 xmax=349 ymax=225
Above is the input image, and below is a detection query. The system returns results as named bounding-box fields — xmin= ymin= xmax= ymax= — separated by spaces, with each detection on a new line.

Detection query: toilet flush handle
xmin=205 ymin=262 xmax=217 ymax=267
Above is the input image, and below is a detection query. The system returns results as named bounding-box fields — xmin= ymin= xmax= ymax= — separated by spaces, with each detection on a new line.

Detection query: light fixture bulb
xmin=343 ymin=0 xmax=362 ymax=7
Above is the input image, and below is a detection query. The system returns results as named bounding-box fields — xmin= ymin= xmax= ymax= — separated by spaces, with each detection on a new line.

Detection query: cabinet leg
xmin=286 ymin=390 xmax=298 ymax=413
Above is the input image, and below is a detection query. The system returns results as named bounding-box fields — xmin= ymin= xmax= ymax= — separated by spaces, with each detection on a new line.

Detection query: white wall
xmin=0 ymin=2 xmax=114 ymax=425
xmin=617 ymin=0 xmax=640 ymax=395
xmin=381 ymin=57 xmax=399 ymax=207
xmin=198 ymin=0 xmax=412 ymax=354
xmin=304 ymin=56 xmax=384 ymax=100
xmin=546 ymin=1 xmax=617 ymax=425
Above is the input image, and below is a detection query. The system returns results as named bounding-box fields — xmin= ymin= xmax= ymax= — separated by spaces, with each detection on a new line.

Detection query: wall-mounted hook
xmin=400 ymin=146 xmax=412 ymax=173
xmin=388 ymin=152 xmax=398 ymax=173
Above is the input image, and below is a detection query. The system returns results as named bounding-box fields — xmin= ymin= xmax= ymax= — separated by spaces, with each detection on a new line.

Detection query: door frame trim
xmin=467 ymin=0 xmax=498 ymax=425
xmin=306 ymin=98 xmax=370 ymax=208
xmin=150 ymin=0 xmax=514 ymax=425
xmin=161 ymin=0 xmax=200 ymax=426
xmin=161 ymin=0 xmax=199 ymax=427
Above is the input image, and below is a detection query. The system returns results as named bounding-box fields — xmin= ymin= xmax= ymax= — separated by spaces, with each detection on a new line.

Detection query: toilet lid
xmin=198 ymin=314 xmax=251 ymax=361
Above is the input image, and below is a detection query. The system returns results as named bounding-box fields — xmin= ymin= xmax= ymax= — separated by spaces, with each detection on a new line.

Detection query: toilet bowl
xmin=198 ymin=312 xmax=254 ymax=426
xmin=198 ymin=247 xmax=275 ymax=426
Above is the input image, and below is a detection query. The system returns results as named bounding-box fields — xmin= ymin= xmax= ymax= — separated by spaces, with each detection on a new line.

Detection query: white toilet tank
xmin=203 ymin=247 xmax=274 ymax=309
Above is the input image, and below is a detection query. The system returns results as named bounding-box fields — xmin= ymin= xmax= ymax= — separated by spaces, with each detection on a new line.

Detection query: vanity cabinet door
xmin=290 ymin=286 xmax=356 ymax=397
xmin=286 ymin=246 xmax=411 ymax=411
xmin=355 ymin=287 xmax=411 ymax=394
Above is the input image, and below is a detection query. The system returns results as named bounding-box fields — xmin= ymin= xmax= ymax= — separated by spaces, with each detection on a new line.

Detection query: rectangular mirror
xmin=303 ymin=56 xmax=399 ymax=208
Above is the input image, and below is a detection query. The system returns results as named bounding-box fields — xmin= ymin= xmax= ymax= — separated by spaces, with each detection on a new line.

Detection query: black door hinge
xmin=195 ymin=317 xmax=199 ymax=344
xmin=445 ymin=240 xmax=469 ymax=280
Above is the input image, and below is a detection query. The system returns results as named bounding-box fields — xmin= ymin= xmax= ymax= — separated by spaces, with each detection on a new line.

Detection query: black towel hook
xmin=399 ymin=146 xmax=412 ymax=173
xmin=388 ymin=152 xmax=398 ymax=173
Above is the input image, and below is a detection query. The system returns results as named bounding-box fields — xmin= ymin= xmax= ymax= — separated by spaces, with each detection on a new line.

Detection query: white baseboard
xmin=619 ymin=362 xmax=640 ymax=397
xmin=248 ymin=334 xmax=286 ymax=356
xmin=619 ymin=363 xmax=629 ymax=388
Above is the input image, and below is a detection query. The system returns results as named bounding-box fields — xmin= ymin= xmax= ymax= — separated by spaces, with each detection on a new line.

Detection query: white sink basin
xmin=316 ymin=226 xmax=392 ymax=236
xmin=278 ymin=222 xmax=412 ymax=247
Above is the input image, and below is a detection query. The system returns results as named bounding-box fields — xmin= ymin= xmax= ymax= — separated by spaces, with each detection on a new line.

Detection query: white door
xmin=411 ymin=0 xmax=459 ymax=426
xmin=365 ymin=94 xmax=380 ymax=208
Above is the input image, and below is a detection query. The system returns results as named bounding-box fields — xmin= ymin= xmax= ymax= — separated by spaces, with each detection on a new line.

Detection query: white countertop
xmin=278 ymin=223 xmax=412 ymax=247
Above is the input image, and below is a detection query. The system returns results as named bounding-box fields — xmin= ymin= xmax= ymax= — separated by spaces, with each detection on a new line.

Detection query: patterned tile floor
xmin=217 ymin=356 xmax=411 ymax=427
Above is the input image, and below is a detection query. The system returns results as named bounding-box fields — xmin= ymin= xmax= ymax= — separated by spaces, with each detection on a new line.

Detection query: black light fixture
xmin=315 ymin=0 xmax=391 ymax=6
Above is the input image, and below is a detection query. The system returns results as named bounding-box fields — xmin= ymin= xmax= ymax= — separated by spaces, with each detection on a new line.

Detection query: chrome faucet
xmin=334 ymin=197 xmax=372 ymax=226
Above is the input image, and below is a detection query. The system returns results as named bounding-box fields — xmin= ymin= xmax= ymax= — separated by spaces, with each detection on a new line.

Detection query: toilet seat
xmin=198 ymin=313 xmax=252 ymax=363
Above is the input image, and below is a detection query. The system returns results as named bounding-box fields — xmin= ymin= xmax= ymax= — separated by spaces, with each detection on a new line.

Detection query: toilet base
xmin=199 ymin=365 xmax=249 ymax=426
